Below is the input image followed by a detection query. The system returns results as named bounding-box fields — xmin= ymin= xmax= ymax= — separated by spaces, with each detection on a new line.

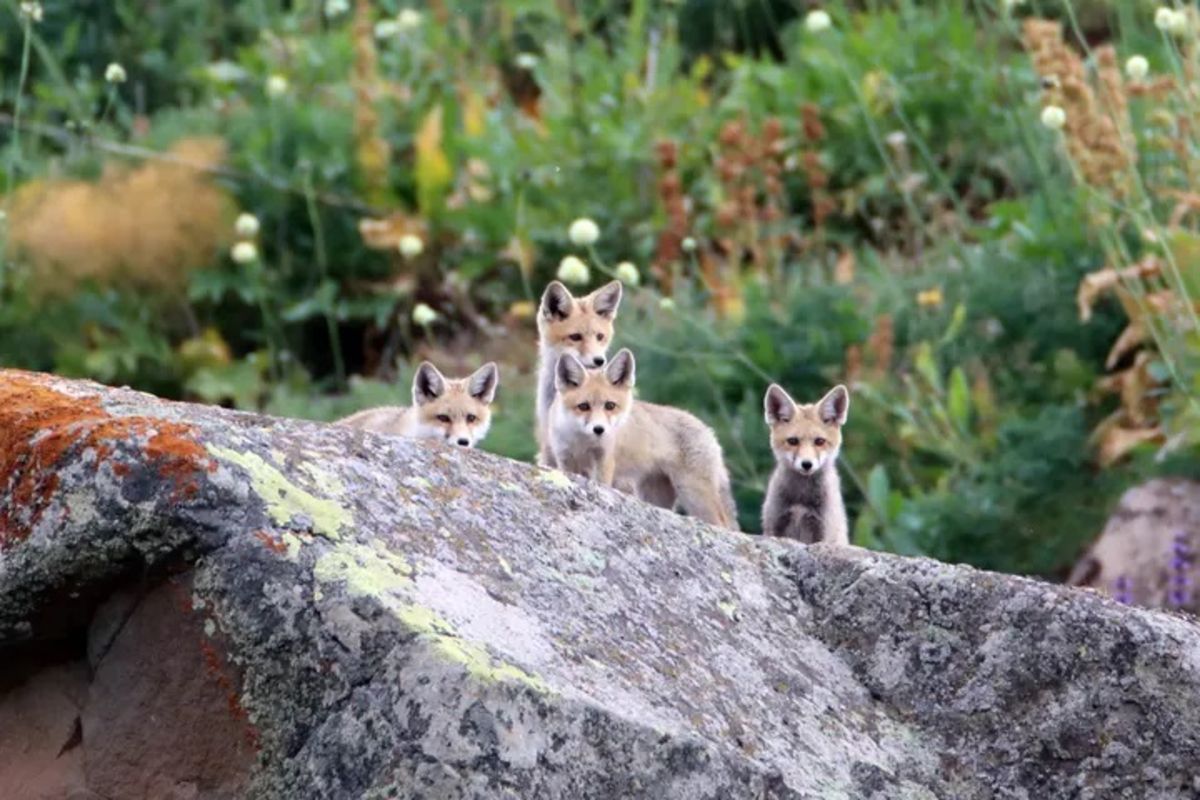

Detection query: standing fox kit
xmin=536 ymin=280 xmax=623 ymax=467
xmin=761 ymin=384 xmax=850 ymax=545
xmin=335 ymin=361 xmax=499 ymax=448
xmin=550 ymin=348 xmax=740 ymax=531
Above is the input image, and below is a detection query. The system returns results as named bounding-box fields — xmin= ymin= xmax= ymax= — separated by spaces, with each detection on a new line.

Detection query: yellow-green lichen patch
xmin=313 ymin=540 xmax=414 ymax=605
xmin=280 ymin=532 xmax=305 ymax=560
xmin=301 ymin=461 xmax=346 ymax=496
xmin=404 ymin=475 xmax=432 ymax=491
xmin=537 ymin=468 xmax=574 ymax=490
xmin=207 ymin=445 xmax=352 ymax=539
xmin=314 ymin=539 xmax=550 ymax=694
xmin=394 ymin=603 xmax=549 ymax=693
xmin=717 ymin=599 xmax=738 ymax=621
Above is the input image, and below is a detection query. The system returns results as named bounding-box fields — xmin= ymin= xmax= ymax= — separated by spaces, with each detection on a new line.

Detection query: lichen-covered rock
xmin=2 ymin=369 xmax=1199 ymax=799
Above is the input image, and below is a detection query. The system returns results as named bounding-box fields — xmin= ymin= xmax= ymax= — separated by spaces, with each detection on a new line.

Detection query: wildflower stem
xmin=303 ymin=168 xmax=347 ymax=390
xmin=5 ymin=14 xmax=33 ymax=199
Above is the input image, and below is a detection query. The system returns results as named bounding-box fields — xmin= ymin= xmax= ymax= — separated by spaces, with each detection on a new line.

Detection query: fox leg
xmin=598 ymin=451 xmax=617 ymax=487
xmin=673 ymin=475 xmax=736 ymax=530
xmin=637 ymin=473 xmax=676 ymax=510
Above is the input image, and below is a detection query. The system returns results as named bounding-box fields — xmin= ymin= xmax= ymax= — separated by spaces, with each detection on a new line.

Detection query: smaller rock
xmin=1068 ymin=478 xmax=1199 ymax=615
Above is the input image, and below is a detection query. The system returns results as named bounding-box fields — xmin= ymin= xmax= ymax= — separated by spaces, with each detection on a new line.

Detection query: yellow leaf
xmin=833 ymin=250 xmax=855 ymax=285
xmin=461 ymin=85 xmax=487 ymax=139
xmin=862 ymin=71 xmax=895 ymax=116
xmin=1076 ymin=257 xmax=1159 ymax=322
xmin=415 ymin=105 xmax=454 ymax=215
xmin=1091 ymin=413 xmax=1161 ymax=467
xmin=500 ymin=235 xmax=536 ymax=279
xmin=1104 ymin=321 xmax=1146 ymax=370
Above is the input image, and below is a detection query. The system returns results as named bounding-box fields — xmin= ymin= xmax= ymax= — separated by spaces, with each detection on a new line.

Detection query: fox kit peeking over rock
xmin=551 ymin=348 xmax=740 ymax=531
xmin=761 ymin=384 xmax=850 ymax=545
xmin=536 ymin=280 xmax=623 ymax=467
xmin=335 ymin=361 xmax=499 ymax=448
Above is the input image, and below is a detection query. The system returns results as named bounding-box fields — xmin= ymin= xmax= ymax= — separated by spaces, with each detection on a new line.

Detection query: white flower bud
xmin=266 ymin=74 xmax=289 ymax=98
xmin=399 ymin=235 xmax=424 ymax=259
xmin=235 ymin=213 xmax=260 ymax=238
xmin=804 ymin=10 xmax=832 ymax=33
xmin=568 ymin=217 xmax=600 ymax=247
xmin=231 ymin=241 xmax=259 ymax=264
xmin=1040 ymin=105 xmax=1066 ymax=131
xmin=556 ymin=255 xmax=590 ymax=285
xmin=615 ymin=261 xmax=640 ymax=286
xmin=412 ymin=303 xmax=438 ymax=327
xmin=1125 ymin=55 xmax=1150 ymax=81
xmin=104 ymin=63 xmax=127 ymax=84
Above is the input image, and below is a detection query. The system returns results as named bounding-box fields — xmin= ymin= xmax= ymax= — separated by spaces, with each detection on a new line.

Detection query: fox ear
xmin=468 ymin=362 xmax=499 ymax=404
xmin=591 ymin=280 xmax=623 ymax=319
xmin=764 ymin=384 xmax=796 ymax=425
xmin=555 ymin=354 xmax=586 ymax=391
xmin=818 ymin=384 xmax=850 ymax=426
xmin=412 ymin=362 xmax=446 ymax=406
xmin=540 ymin=281 xmax=574 ymax=321
xmin=605 ymin=348 xmax=636 ymax=388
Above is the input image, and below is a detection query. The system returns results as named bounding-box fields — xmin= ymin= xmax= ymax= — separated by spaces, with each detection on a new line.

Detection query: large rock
xmin=2 ymin=368 xmax=1199 ymax=799
xmin=1068 ymin=478 xmax=1199 ymax=615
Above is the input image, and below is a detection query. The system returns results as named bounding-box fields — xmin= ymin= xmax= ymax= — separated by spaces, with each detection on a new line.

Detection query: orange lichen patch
xmin=200 ymin=638 xmax=261 ymax=751
xmin=254 ymin=530 xmax=289 ymax=555
xmin=0 ymin=371 xmax=215 ymax=547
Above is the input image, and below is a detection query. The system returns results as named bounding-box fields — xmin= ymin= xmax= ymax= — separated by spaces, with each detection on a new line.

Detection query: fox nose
xmin=456 ymin=438 xmax=470 ymax=447
xmin=800 ymin=460 xmax=814 ymax=472
xmin=592 ymin=356 xmax=605 ymax=367
xmin=592 ymin=425 xmax=606 ymax=436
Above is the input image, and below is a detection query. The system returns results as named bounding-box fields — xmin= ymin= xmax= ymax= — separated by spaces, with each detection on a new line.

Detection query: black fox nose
xmin=456 ymin=438 xmax=470 ymax=447
xmin=592 ymin=356 xmax=605 ymax=367
xmin=800 ymin=460 xmax=814 ymax=471
xmin=592 ymin=425 xmax=605 ymax=436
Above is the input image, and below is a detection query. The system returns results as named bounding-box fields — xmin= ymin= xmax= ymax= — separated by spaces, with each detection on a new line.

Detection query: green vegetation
xmin=2 ymin=0 xmax=1195 ymax=578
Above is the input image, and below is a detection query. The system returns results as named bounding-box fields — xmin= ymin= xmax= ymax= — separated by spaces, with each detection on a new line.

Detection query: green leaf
xmin=914 ymin=341 xmax=942 ymax=394
xmin=947 ymin=366 xmax=971 ymax=431
xmin=939 ymin=302 xmax=967 ymax=345
xmin=281 ymin=280 xmax=338 ymax=323
xmin=866 ymin=464 xmax=890 ymax=516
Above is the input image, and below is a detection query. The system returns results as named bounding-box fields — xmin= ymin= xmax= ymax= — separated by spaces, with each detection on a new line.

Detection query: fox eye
xmin=786 ymin=436 xmax=800 ymax=446
xmin=569 ymin=333 xmax=584 ymax=342
xmin=604 ymin=401 xmax=616 ymax=411
xmin=814 ymin=437 xmax=827 ymax=447
xmin=577 ymin=402 xmax=591 ymax=412
xmin=466 ymin=414 xmax=477 ymax=423
xmin=596 ymin=333 xmax=605 ymax=342
xmin=437 ymin=414 xmax=452 ymax=424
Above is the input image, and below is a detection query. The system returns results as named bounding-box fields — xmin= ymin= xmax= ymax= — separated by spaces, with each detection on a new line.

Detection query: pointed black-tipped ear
xmin=540 ymin=281 xmax=574 ymax=321
xmin=764 ymin=384 xmax=796 ymax=425
xmin=590 ymin=280 xmax=623 ymax=319
xmin=412 ymin=362 xmax=446 ymax=406
xmin=819 ymin=384 xmax=850 ymax=426
xmin=605 ymin=348 xmax=636 ymax=388
xmin=468 ymin=362 xmax=499 ymax=404
xmin=555 ymin=353 xmax=586 ymax=391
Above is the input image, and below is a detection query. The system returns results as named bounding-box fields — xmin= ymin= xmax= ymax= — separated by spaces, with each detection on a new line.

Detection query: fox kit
xmin=761 ymin=384 xmax=850 ymax=545
xmin=335 ymin=361 xmax=499 ymax=448
xmin=550 ymin=348 xmax=740 ymax=531
xmin=536 ymin=280 xmax=623 ymax=467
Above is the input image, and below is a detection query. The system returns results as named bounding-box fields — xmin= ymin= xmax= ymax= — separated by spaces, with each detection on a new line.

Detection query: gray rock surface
xmin=2 ymin=368 xmax=1200 ymax=799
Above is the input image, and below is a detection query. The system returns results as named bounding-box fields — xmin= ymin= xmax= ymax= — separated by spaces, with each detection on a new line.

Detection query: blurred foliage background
xmin=2 ymin=0 xmax=1197 ymax=581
